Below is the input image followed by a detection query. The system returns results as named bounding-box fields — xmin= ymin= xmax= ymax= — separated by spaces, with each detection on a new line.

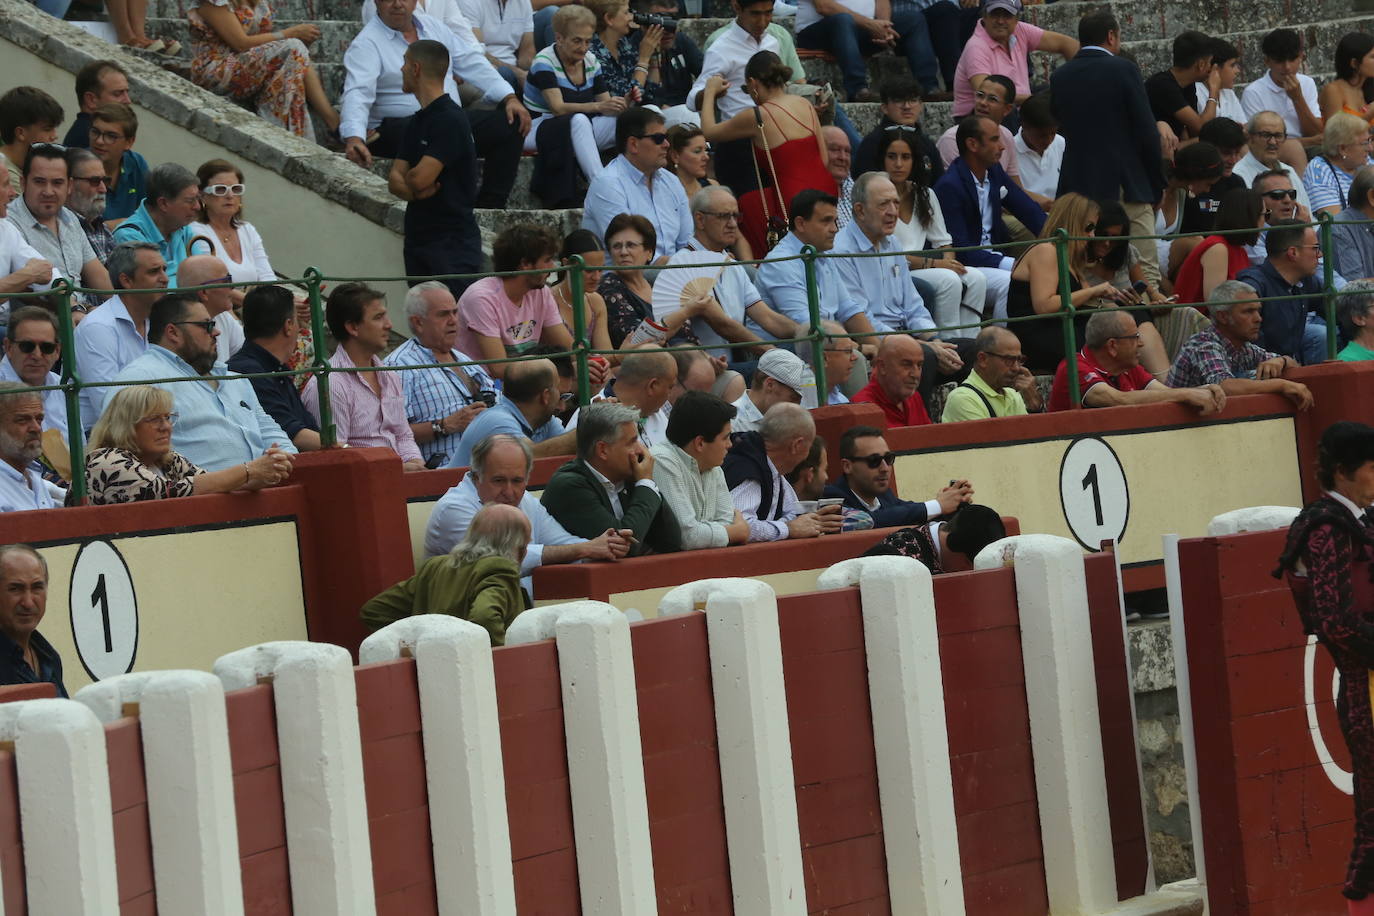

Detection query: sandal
xmin=126 ymin=37 xmax=165 ymax=53
xmin=159 ymin=39 xmax=182 ymax=56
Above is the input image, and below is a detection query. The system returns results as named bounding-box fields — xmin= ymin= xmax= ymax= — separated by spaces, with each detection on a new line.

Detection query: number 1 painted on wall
xmin=90 ymin=573 xmax=112 ymax=653
xmin=1081 ymin=464 xmax=1103 ymax=527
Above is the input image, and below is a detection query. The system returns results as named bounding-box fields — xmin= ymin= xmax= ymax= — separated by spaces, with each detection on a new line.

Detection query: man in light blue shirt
xmin=445 ymin=357 xmax=574 ymax=468
xmin=110 ymin=163 xmax=198 ymax=287
xmin=0 ymin=384 xmax=62 ymax=512
xmin=109 ymin=294 xmax=296 ymax=471
xmin=756 ymin=188 xmax=878 ymax=388
xmin=73 ymin=241 xmax=165 ymax=431
xmin=582 ymin=108 xmax=693 ymax=261
xmin=425 ymin=433 xmax=629 ymax=594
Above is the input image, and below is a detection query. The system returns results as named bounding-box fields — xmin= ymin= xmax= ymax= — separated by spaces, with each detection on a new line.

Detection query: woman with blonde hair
xmin=1304 ymin=112 xmax=1374 ymax=215
xmin=84 ymin=385 xmax=293 ymax=504
xmin=1008 ymin=193 xmax=1128 ymax=372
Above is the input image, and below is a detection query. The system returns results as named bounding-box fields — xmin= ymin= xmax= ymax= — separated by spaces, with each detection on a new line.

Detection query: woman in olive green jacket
xmin=361 ymin=503 xmax=533 ymax=646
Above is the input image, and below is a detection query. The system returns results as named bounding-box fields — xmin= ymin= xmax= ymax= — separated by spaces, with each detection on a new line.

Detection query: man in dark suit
xmin=932 ymin=114 xmax=1045 ymax=319
xmin=541 ymin=402 xmax=681 ymax=557
xmin=1050 ymin=10 xmax=1168 ymax=286
xmin=823 ymin=425 xmax=972 ymax=528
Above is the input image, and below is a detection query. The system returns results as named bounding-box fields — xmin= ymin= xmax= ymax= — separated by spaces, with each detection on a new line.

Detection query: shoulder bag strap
xmin=750 ymin=106 xmax=775 ymax=228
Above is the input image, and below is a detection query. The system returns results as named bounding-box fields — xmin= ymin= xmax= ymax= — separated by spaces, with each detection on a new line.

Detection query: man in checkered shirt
xmin=384 ymin=281 xmax=500 ymax=465
xmin=1167 ymin=279 xmax=1314 ymax=410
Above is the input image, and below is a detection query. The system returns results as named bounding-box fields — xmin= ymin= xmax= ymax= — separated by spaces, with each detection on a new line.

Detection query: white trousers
xmin=911 ymin=266 xmax=987 ymax=338
xmin=525 ymin=112 xmax=618 ymax=179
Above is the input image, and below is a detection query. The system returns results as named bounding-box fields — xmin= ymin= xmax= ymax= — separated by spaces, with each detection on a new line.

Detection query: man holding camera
xmin=630 ymin=0 xmax=703 ymax=124
xmin=385 ymin=280 xmax=501 ymax=467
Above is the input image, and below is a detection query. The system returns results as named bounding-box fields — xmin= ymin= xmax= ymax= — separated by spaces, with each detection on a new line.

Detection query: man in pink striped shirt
xmin=303 ymin=283 xmax=426 ymax=470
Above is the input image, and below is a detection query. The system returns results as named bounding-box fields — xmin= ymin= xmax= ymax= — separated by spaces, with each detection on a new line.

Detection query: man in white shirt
xmin=1238 ymin=28 xmax=1322 ymax=145
xmin=1233 ymin=111 xmax=1313 ymax=213
xmin=0 ymin=383 xmax=61 ymax=512
xmin=461 ymin=0 xmax=535 ymax=90
xmin=605 ymin=349 xmax=677 ymax=446
xmin=663 ymin=186 xmax=797 ymax=362
xmin=723 ymin=402 xmax=840 ymax=542
xmin=1012 ymin=90 xmax=1063 ymax=201
xmin=340 ymin=0 xmax=531 ymax=208
xmin=424 ymin=433 xmax=630 ymax=592
xmin=177 ymin=254 xmax=244 ymax=364
xmin=729 ymin=348 xmax=810 ymax=432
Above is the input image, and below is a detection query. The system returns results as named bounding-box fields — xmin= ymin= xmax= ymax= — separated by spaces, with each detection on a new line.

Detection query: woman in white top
xmin=879 ymin=127 xmax=991 ymax=337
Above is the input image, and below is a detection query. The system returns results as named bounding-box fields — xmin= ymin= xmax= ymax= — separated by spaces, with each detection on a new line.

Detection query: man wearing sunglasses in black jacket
xmin=823 ymin=424 xmax=971 ymax=527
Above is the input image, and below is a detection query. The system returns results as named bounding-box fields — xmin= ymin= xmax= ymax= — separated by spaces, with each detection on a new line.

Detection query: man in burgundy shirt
xmin=852 ymin=333 xmax=935 ymax=427
xmin=1048 ymin=310 xmax=1227 ymax=412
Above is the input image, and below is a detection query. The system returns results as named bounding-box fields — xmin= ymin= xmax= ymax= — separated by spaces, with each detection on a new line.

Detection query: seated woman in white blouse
xmin=187 ymin=158 xmax=275 ymax=307
xmin=879 ymin=127 xmax=1001 ymax=338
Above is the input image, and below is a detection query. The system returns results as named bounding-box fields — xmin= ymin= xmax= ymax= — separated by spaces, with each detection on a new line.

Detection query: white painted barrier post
xmin=817 ymin=556 xmax=965 ymax=915
xmin=1205 ymin=506 xmax=1300 ymax=537
xmin=76 ymin=671 xmax=244 ymax=916
xmin=0 ymin=698 xmax=120 ymax=914
xmin=973 ymin=535 xmax=1117 ymax=913
xmin=359 ymin=615 xmax=516 ymax=916
xmin=658 ymin=578 xmax=807 ymax=916
xmin=506 ymin=602 xmax=656 ymax=915
xmin=214 ymin=641 xmax=376 ymax=916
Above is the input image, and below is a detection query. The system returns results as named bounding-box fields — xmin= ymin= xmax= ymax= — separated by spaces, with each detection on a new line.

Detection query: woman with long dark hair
xmin=1321 ymin=32 xmax=1374 ymax=122
xmin=1277 ymin=421 xmax=1374 ymax=915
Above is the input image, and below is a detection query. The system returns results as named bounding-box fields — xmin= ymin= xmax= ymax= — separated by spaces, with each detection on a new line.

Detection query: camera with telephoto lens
xmin=633 ymin=11 xmax=677 ymax=30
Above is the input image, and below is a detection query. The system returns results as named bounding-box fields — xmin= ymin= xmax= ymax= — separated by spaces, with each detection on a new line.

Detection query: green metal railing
xmin=9 ymin=213 xmax=1363 ymax=505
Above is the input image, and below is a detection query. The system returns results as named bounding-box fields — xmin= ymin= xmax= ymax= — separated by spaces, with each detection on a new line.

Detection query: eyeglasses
xmin=634 ymin=132 xmax=669 ymax=145
xmin=703 ymin=210 xmax=740 ymax=222
xmin=884 ymin=124 xmax=918 ymax=132
xmin=89 ymin=128 xmax=126 ymax=143
xmin=559 ymin=391 xmax=574 ymax=403
xmin=987 ymin=351 xmax=1026 ymax=364
xmin=824 ymin=346 xmax=858 ymax=356
xmin=1110 ymin=333 xmax=1142 ymax=342
xmin=972 ymin=90 xmax=1006 ymax=104
xmin=10 ymin=340 xmax=57 ymax=355
xmin=609 ymin=240 xmax=644 ymax=251
xmin=72 ymin=174 xmax=110 ymax=187
xmin=203 ymin=183 xmax=245 ymax=196
xmin=1250 ymin=130 xmax=1287 ymax=142
xmin=1083 ymin=221 xmax=1097 ymax=234
xmin=136 ymin=412 xmax=178 ymax=427
xmin=851 ymin=452 xmax=897 ymax=468
xmin=1261 ymin=188 xmax=1298 ymax=200
xmin=173 ymin=319 xmax=217 ymax=333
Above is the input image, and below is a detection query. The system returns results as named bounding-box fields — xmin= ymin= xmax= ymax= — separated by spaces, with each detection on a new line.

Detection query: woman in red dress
xmin=1277 ymin=421 xmax=1374 ymax=914
xmin=699 ymin=50 xmax=836 ymax=257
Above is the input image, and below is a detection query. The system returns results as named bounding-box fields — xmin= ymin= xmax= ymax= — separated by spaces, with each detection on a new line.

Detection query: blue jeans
xmin=1302 ymin=313 xmax=1332 ymax=364
xmin=533 ymin=6 xmax=555 ymax=50
xmin=832 ymin=105 xmax=862 ymax=153
xmin=797 ymin=8 xmax=939 ymax=97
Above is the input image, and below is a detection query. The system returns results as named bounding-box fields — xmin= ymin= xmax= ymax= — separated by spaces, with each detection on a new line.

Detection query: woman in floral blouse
xmin=586 ymin=0 xmax=662 ymax=100
xmin=188 ymin=0 xmax=340 ymax=139
xmin=84 ymin=386 xmax=294 ymax=505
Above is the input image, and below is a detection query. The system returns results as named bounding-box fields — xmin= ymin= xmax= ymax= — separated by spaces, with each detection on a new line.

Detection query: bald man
xmin=852 ymin=334 xmax=934 ymax=427
xmin=942 ymin=326 xmax=1044 ymax=421
xmin=177 ymin=254 xmax=244 ymax=362
xmin=446 ymin=357 xmax=577 ymax=467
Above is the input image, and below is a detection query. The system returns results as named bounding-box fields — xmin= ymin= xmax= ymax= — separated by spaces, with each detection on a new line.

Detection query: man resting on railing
xmin=1048 ymin=310 xmax=1227 ymax=413
xmin=1167 ymin=279 xmax=1314 ymax=411
xmin=724 ymin=403 xmax=841 ymax=543
xmin=824 ymin=425 xmax=971 ymax=529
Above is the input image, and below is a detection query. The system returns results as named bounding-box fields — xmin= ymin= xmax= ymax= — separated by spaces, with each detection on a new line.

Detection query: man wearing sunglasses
xmin=64 ymin=148 xmax=114 ymax=265
xmin=583 ymin=107 xmax=692 ymax=262
xmin=0 ymin=307 xmax=68 ymax=442
xmin=824 ymin=424 xmax=971 ymax=528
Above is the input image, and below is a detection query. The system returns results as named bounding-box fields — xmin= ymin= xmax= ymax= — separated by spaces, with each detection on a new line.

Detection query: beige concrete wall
xmin=2 ymin=40 xmax=412 ymax=325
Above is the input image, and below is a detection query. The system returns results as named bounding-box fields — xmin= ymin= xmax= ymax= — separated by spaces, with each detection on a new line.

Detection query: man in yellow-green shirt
xmin=941 ymin=327 xmax=1045 ymax=422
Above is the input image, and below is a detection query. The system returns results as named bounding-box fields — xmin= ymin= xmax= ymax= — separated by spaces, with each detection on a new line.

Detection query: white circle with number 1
xmin=68 ymin=539 xmax=139 ymax=681
xmin=1058 ymin=436 xmax=1130 ymax=551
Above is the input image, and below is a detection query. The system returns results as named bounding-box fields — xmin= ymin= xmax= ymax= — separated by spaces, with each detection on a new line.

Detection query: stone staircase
xmin=100 ymin=0 xmax=1374 ymax=238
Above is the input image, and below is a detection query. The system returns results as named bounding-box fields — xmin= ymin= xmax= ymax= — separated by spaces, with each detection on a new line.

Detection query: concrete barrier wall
xmin=0 ymin=551 xmax=1171 ymax=914
xmin=1175 ymin=527 xmax=1351 ymax=914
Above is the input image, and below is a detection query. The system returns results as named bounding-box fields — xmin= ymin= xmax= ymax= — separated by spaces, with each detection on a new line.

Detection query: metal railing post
xmin=305 ymin=267 xmax=335 ymax=446
xmin=1318 ymin=211 xmax=1337 ymax=359
xmin=55 ymin=281 xmax=86 ymax=503
xmin=569 ymin=255 xmax=591 ymax=406
xmin=1053 ymin=228 xmax=1080 ymax=406
xmin=802 ymin=245 xmax=827 ymax=400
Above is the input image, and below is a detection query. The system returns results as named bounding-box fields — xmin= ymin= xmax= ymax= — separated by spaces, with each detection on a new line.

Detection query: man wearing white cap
xmin=729 ymin=349 xmax=813 ymax=433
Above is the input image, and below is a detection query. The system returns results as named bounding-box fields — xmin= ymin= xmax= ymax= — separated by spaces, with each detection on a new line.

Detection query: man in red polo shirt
xmin=1048 ymin=310 xmax=1227 ymax=412
xmin=853 ymin=334 xmax=933 ymax=427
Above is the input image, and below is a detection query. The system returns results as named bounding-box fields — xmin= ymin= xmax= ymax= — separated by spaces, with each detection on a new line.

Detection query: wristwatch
xmin=431 ymin=419 xmax=445 ymax=438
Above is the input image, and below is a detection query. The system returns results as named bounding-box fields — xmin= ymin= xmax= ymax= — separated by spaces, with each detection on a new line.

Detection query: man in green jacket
xmin=360 ymin=503 xmax=532 ymax=646
xmin=541 ymin=403 xmax=682 ymax=557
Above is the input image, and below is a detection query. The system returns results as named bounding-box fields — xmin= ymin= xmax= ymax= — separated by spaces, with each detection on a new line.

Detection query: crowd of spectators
xmin=2 ymin=1 xmax=1373 ymax=664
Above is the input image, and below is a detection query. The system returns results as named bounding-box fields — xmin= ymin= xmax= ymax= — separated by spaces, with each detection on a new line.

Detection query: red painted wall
xmin=1180 ymin=529 xmax=1349 ymax=915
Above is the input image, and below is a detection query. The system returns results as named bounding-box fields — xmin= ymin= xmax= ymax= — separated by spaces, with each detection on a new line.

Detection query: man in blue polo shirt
xmin=446 ymin=357 xmax=575 ymax=468
xmin=389 ymin=39 xmax=483 ymax=299
xmin=111 ymin=162 xmax=198 ymax=286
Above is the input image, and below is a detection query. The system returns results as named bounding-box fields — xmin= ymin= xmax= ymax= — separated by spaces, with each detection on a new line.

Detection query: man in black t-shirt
xmin=389 ymin=40 xmax=482 ymax=299
xmin=1189 ymin=117 xmax=1247 ymax=229
xmin=853 ymin=77 xmax=945 ymax=181
xmin=1145 ymin=30 xmax=1218 ymax=140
